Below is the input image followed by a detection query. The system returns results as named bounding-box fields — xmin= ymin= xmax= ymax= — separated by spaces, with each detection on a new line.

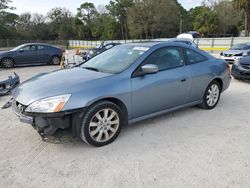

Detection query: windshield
xmin=81 ymin=45 xmax=149 ymax=74
xmin=230 ymin=43 xmax=250 ymax=50
xmin=10 ymin=44 xmax=26 ymax=51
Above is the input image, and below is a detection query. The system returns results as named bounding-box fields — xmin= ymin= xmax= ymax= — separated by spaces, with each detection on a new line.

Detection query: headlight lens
xmin=25 ymin=94 xmax=71 ymax=113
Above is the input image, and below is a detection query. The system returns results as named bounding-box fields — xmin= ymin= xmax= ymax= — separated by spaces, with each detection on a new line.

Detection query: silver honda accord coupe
xmin=12 ymin=42 xmax=231 ymax=147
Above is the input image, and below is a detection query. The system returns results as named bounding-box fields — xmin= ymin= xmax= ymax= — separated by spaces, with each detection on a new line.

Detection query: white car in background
xmin=220 ymin=43 xmax=250 ymax=64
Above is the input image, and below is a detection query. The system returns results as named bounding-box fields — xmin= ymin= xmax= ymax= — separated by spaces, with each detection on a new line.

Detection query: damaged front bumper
xmin=0 ymin=72 xmax=20 ymax=96
xmin=12 ymin=100 xmax=86 ymax=136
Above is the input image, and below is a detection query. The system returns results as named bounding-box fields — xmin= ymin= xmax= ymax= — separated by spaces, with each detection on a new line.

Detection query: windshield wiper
xmin=82 ymin=67 xmax=101 ymax=72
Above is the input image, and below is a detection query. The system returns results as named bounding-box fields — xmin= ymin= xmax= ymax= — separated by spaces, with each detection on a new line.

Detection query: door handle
xmin=181 ymin=79 xmax=186 ymax=82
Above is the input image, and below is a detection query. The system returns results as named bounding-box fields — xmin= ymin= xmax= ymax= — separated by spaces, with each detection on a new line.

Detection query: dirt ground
xmin=0 ymin=65 xmax=250 ymax=188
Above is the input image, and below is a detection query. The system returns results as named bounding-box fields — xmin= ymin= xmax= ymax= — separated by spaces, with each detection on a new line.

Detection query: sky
xmin=10 ymin=0 xmax=203 ymax=15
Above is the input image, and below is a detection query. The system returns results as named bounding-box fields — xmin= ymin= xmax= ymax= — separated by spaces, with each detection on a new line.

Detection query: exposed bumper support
xmin=12 ymin=100 xmax=86 ymax=136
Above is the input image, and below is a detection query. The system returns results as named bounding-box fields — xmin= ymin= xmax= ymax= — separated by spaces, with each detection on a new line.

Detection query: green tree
xmin=106 ymin=0 xmax=133 ymax=39
xmin=214 ymin=1 xmax=240 ymax=36
xmin=77 ymin=2 xmax=97 ymax=39
xmin=0 ymin=0 xmax=18 ymax=39
xmin=128 ymin=0 xmax=182 ymax=39
xmin=47 ymin=7 xmax=75 ymax=40
xmin=193 ymin=7 xmax=219 ymax=37
xmin=233 ymin=0 xmax=249 ymax=36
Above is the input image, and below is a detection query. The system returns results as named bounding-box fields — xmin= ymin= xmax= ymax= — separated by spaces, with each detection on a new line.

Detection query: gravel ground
xmin=0 ymin=64 xmax=250 ymax=188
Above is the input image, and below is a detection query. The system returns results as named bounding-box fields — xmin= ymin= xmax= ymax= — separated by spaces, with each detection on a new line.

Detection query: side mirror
xmin=141 ymin=64 xmax=159 ymax=75
xmin=19 ymin=49 xmax=24 ymax=53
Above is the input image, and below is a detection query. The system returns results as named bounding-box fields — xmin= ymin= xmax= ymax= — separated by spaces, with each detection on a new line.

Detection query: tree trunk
xmin=121 ymin=23 xmax=124 ymax=40
xmin=245 ymin=1 xmax=249 ymax=37
xmin=245 ymin=9 xmax=248 ymax=36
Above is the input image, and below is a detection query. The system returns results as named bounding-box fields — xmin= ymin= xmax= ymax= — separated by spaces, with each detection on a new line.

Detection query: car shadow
xmin=46 ymin=106 xmax=199 ymax=148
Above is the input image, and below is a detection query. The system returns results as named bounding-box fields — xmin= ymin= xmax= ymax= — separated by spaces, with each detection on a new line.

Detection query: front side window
xmin=21 ymin=45 xmax=36 ymax=52
xmin=185 ymin=49 xmax=207 ymax=65
xmin=143 ymin=47 xmax=184 ymax=71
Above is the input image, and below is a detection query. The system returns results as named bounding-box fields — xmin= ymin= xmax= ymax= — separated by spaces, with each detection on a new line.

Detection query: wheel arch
xmin=91 ymin=97 xmax=128 ymax=122
xmin=212 ymin=78 xmax=223 ymax=91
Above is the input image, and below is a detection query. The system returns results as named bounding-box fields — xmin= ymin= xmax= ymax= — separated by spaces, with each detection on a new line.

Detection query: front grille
xmin=224 ymin=54 xmax=233 ymax=57
xmin=241 ymin=63 xmax=250 ymax=70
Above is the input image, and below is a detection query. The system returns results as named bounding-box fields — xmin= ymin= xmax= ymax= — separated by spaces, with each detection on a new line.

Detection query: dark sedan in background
xmin=83 ymin=42 xmax=121 ymax=61
xmin=232 ymin=56 xmax=250 ymax=80
xmin=0 ymin=43 xmax=63 ymax=68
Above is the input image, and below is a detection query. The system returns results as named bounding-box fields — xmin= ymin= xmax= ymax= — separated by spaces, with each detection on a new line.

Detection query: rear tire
xmin=50 ymin=56 xmax=61 ymax=65
xmin=199 ymin=80 xmax=221 ymax=110
xmin=80 ymin=101 xmax=124 ymax=147
xmin=1 ymin=58 xmax=14 ymax=68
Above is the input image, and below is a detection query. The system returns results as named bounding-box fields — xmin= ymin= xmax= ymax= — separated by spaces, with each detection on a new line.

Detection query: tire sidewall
xmin=51 ymin=56 xmax=60 ymax=65
xmin=1 ymin=58 xmax=14 ymax=68
xmin=80 ymin=101 xmax=124 ymax=147
xmin=203 ymin=81 xmax=221 ymax=110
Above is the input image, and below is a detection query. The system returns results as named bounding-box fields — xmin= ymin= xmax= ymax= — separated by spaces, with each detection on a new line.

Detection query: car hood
xmin=223 ymin=50 xmax=246 ymax=55
xmin=12 ymin=67 xmax=112 ymax=105
xmin=0 ymin=51 xmax=10 ymax=55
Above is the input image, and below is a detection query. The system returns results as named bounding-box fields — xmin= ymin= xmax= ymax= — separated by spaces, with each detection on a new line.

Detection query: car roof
xmin=124 ymin=41 xmax=164 ymax=47
xmin=123 ymin=40 xmax=195 ymax=48
xmin=19 ymin=43 xmax=58 ymax=47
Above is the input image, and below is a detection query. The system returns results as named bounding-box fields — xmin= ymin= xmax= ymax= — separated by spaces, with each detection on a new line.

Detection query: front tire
xmin=1 ymin=58 xmax=14 ymax=68
xmin=80 ymin=101 xmax=123 ymax=147
xmin=199 ymin=80 xmax=221 ymax=110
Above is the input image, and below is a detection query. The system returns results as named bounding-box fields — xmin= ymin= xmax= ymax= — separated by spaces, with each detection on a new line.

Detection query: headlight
xmin=25 ymin=94 xmax=71 ymax=113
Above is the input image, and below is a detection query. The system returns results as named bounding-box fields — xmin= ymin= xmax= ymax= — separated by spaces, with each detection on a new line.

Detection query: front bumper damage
xmin=231 ymin=65 xmax=250 ymax=79
xmin=12 ymin=100 xmax=86 ymax=137
xmin=0 ymin=72 xmax=20 ymax=96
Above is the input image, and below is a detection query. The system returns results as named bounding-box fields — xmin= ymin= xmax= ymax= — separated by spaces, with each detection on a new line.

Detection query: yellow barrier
xmin=200 ymin=47 xmax=229 ymax=51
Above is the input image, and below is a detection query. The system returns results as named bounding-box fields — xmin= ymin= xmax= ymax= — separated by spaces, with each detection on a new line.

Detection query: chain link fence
xmin=1 ymin=37 xmax=250 ymax=52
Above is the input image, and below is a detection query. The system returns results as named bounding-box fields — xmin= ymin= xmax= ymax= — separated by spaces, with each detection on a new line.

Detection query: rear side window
xmin=185 ymin=49 xmax=207 ymax=65
xmin=175 ymin=41 xmax=192 ymax=46
xmin=37 ymin=45 xmax=48 ymax=50
xmin=105 ymin=44 xmax=114 ymax=50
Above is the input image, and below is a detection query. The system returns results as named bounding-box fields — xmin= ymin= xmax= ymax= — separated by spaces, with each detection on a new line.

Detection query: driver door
xmin=15 ymin=45 xmax=37 ymax=65
xmin=131 ymin=47 xmax=192 ymax=119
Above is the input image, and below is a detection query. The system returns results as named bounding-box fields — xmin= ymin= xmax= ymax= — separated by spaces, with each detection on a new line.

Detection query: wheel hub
xmin=89 ymin=108 xmax=119 ymax=143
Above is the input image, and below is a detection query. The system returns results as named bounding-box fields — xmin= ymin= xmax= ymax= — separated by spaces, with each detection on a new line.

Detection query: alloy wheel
xmin=2 ymin=59 xmax=14 ymax=68
xmin=52 ymin=57 xmax=60 ymax=65
xmin=89 ymin=108 xmax=120 ymax=143
xmin=206 ymin=84 xmax=220 ymax=107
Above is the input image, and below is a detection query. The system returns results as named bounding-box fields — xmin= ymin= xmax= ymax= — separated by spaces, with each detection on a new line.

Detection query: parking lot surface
xmin=0 ymin=65 xmax=250 ymax=188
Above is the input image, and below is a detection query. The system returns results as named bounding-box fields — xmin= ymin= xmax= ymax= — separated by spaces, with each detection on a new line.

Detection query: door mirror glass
xmin=141 ymin=64 xmax=159 ymax=74
xmin=19 ymin=48 xmax=24 ymax=53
